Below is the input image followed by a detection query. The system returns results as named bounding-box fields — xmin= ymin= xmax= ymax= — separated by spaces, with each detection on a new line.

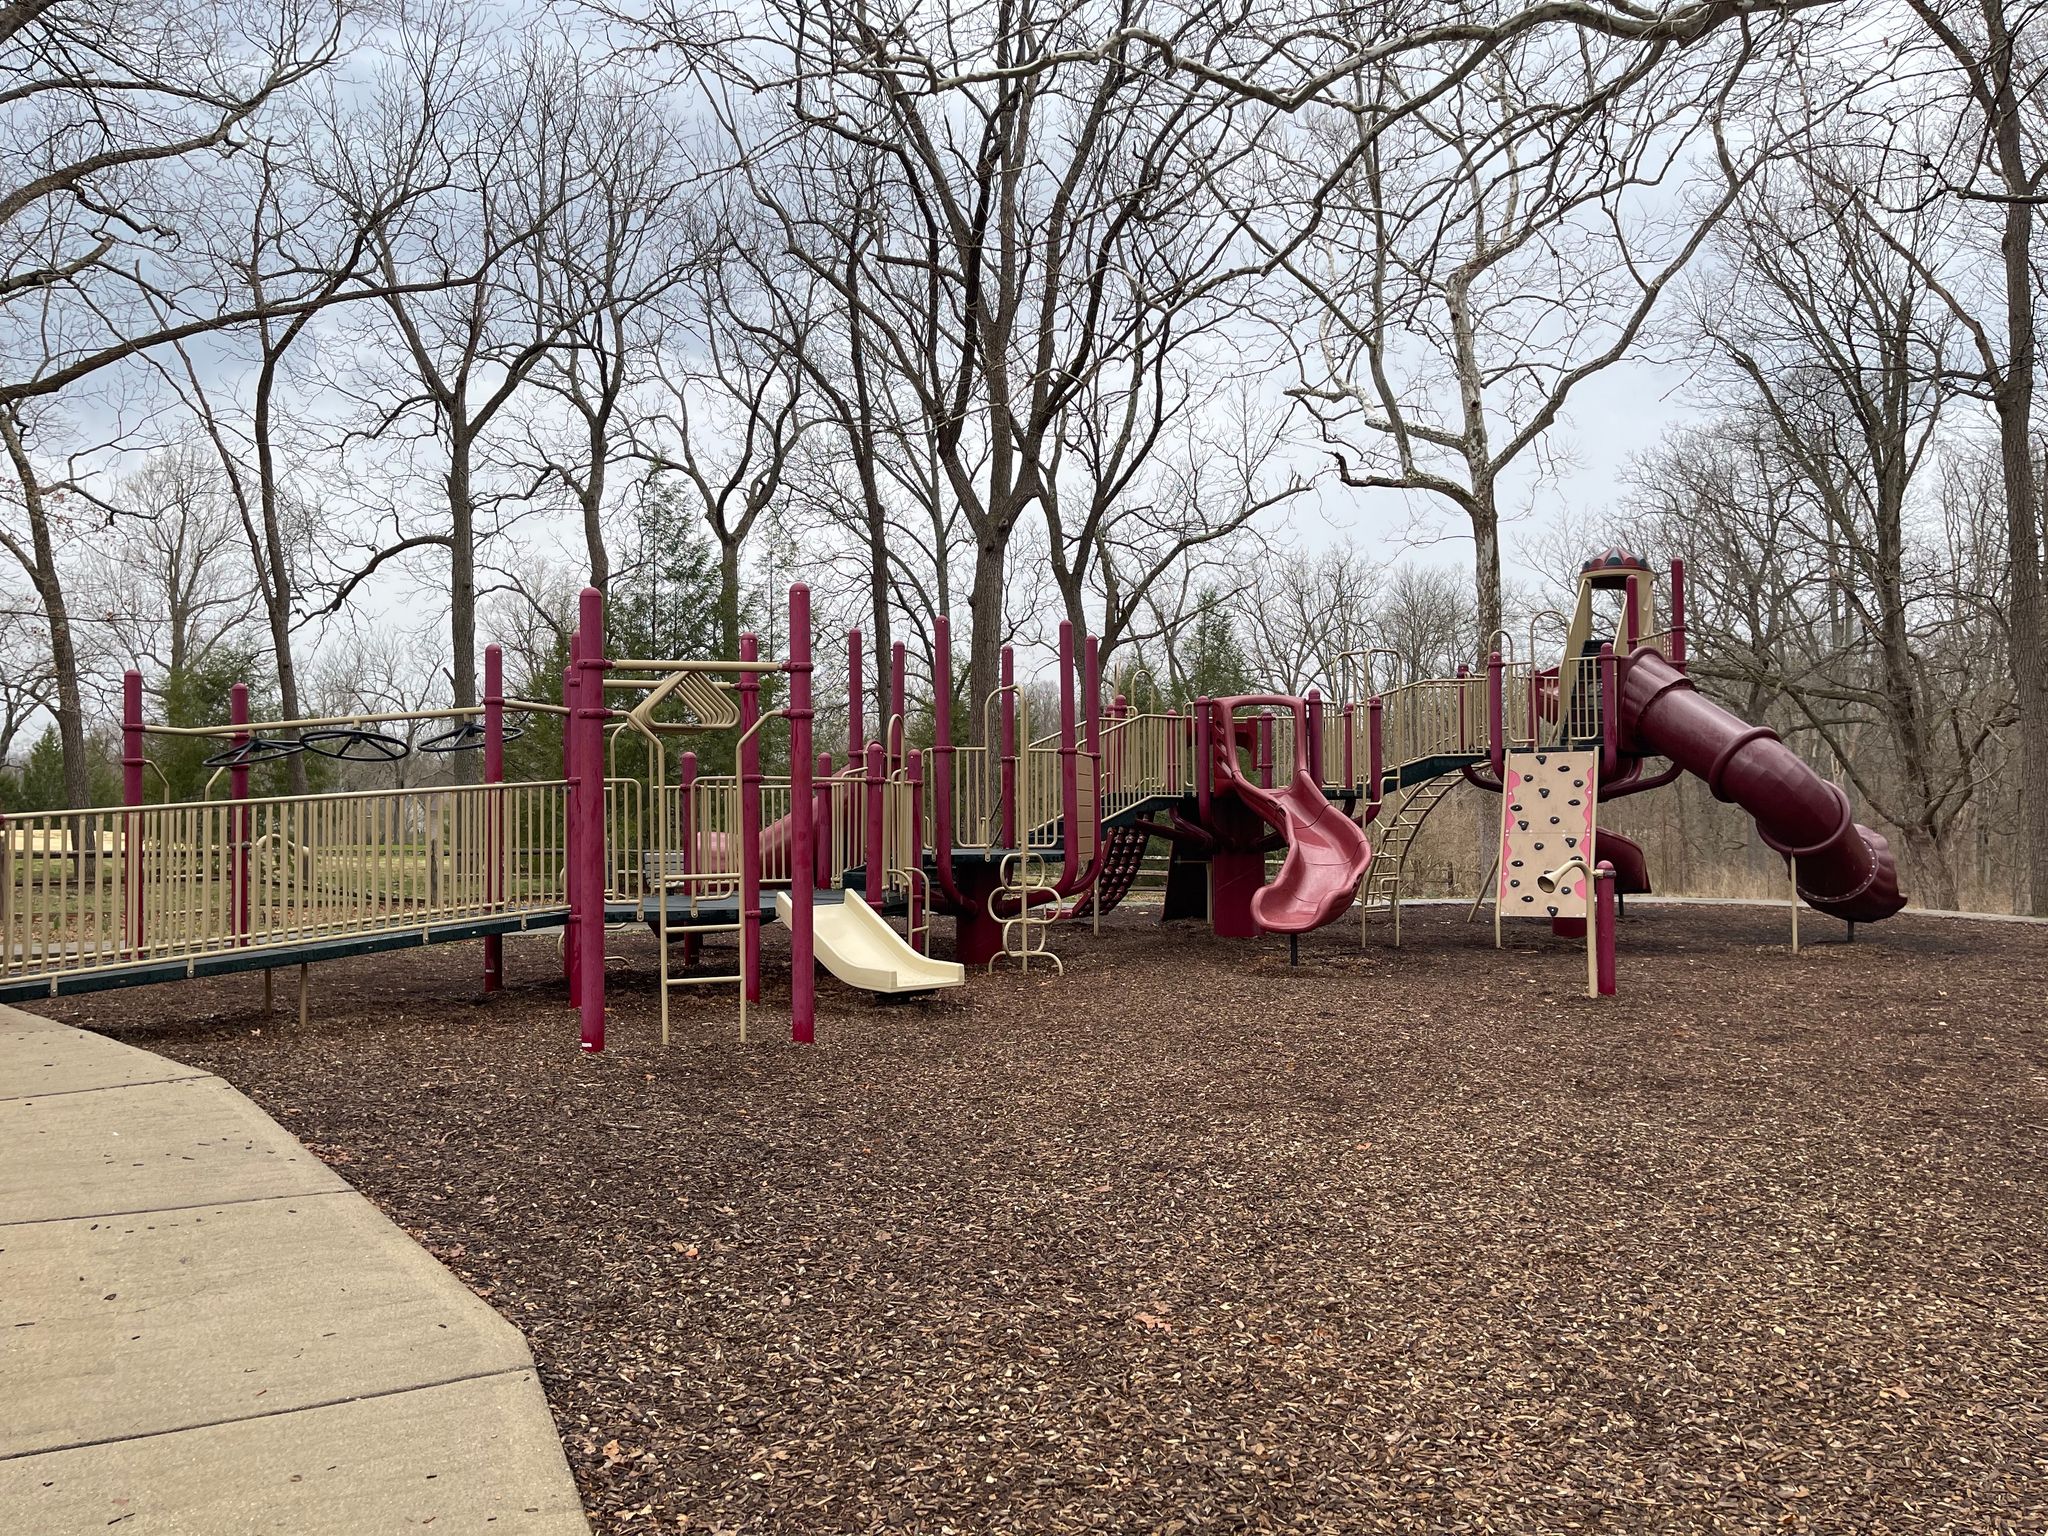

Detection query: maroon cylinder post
xmin=1595 ymin=860 xmax=1618 ymax=995
xmin=906 ymin=748 xmax=926 ymax=952
xmin=1599 ymin=643 xmax=1620 ymax=780
xmin=1623 ymin=576 xmax=1643 ymax=652
xmin=229 ymin=682 xmax=251 ymax=948
xmin=864 ymin=739 xmax=885 ymax=906
xmin=1342 ymin=703 xmax=1356 ymax=786
xmin=1668 ymin=557 xmax=1688 ymax=670
xmin=575 ymin=588 xmax=608 ymax=1051
xmin=1058 ymin=622 xmax=1078 ymax=873
xmin=1305 ymin=687 xmax=1324 ymax=786
xmin=1256 ymin=711 xmax=1274 ymax=789
xmin=1165 ymin=709 xmax=1181 ymax=793
xmin=788 ymin=586 xmax=815 ymax=1044
xmin=847 ymin=628 xmax=863 ymax=765
xmin=1193 ymin=700 xmax=1212 ymax=822
xmin=738 ymin=633 xmax=763 ymax=1004
xmin=563 ymin=634 xmax=581 ymax=998
xmin=1366 ymin=696 xmax=1384 ymax=821
xmin=1084 ymin=639 xmax=1102 ymax=756
xmin=1488 ymin=651 xmax=1506 ymax=781
xmin=122 ymin=670 xmax=144 ymax=957
xmin=889 ymin=639 xmax=907 ymax=772
xmin=1456 ymin=663 xmax=1471 ymax=752
xmin=483 ymin=644 xmax=504 ymax=992
xmin=999 ymin=646 xmax=1017 ymax=847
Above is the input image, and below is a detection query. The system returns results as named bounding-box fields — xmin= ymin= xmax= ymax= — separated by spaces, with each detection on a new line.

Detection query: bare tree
xmin=1284 ymin=24 xmax=1766 ymax=644
xmin=680 ymin=0 xmax=1273 ymax=738
xmin=1851 ymin=0 xmax=2048 ymax=911
xmin=631 ymin=225 xmax=809 ymax=660
xmin=0 ymin=0 xmax=349 ymax=407
xmin=320 ymin=18 xmax=598 ymax=751
xmin=88 ymin=441 xmax=259 ymax=688
xmin=513 ymin=80 xmax=693 ymax=595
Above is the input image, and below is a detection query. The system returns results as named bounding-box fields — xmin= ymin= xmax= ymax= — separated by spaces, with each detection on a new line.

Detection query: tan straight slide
xmin=774 ymin=890 xmax=966 ymax=994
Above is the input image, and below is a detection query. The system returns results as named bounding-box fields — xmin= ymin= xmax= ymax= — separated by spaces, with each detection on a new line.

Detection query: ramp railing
xmin=2 ymin=781 xmax=570 ymax=989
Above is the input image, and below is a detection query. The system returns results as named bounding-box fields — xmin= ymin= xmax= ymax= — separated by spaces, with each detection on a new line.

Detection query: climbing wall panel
xmin=1496 ymin=750 xmax=1599 ymax=934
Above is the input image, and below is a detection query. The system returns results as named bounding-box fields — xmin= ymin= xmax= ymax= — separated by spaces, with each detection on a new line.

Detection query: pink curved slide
xmin=1621 ymin=650 xmax=1906 ymax=923
xmin=1230 ymin=768 xmax=1375 ymax=934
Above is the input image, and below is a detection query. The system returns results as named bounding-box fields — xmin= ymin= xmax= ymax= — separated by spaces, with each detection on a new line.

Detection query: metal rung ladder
xmin=989 ymin=850 xmax=1063 ymax=974
xmin=1359 ymin=775 xmax=1459 ymax=948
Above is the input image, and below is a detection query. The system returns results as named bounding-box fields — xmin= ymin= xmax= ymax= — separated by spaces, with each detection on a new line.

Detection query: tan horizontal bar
xmin=144 ymin=706 xmax=487 ymax=739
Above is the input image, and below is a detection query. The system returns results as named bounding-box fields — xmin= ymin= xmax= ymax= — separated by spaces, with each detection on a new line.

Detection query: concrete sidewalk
xmin=0 ymin=1006 xmax=589 ymax=1534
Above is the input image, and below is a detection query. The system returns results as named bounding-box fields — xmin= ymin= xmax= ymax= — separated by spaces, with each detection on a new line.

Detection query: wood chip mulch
xmin=45 ymin=902 xmax=2048 ymax=1534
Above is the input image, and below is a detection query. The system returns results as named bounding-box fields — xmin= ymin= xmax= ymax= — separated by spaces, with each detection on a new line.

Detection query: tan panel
xmin=1497 ymin=749 xmax=1599 ymax=921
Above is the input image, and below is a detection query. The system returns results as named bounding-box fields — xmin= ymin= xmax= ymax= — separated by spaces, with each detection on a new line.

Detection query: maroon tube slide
xmin=1620 ymin=651 xmax=1906 ymax=922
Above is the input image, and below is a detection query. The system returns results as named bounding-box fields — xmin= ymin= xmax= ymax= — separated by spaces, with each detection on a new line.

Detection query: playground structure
xmin=0 ymin=549 xmax=1909 ymax=1040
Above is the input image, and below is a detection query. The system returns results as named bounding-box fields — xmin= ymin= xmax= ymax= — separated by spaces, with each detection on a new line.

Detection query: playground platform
xmin=0 ymin=1005 xmax=588 ymax=1534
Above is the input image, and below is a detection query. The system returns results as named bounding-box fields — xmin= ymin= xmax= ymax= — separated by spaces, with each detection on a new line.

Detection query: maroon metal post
xmin=1456 ymin=663 xmax=1471 ymax=751
xmin=906 ymin=748 xmax=926 ymax=952
xmin=1668 ymin=557 xmax=1688 ymax=670
xmin=1305 ymin=688 xmax=1323 ymax=786
xmin=1623 ymin=577 xmax=1643 ymax=651
xmin=1599 ymin=642 xmax=1620 ymax=779
xmin=1488 ymin=651 xmax=1505 ymax=781
xmin=563 ymin=633 xmax=581 ymax=998
xmin=1256 ymin=711 xmax=1274 ymax=789
xmin=788 ymin=585 xmax=815 ymax=1044
xmin=229 ymin=682 xmax=251 ymax=948
xmin=574 ymin=588 xmax=608 ymax=1051
xmin=890 ymin=639 xmax=907 ymax=772
xmin=122 ymin=670 xmax=145 ymax=957
xmin=930 ymin=614 xmax=965 ymax=911
xmin=1084 ymin=639 xmax=1102 ymax=758
xmin=738 ymin=633 xmax=763 ymax=1003
xmin=1341 ymin=703 xmax=1355 ymax=786
xmin=847 ymin=628 xmax=863 ymax=764
xmin=1058 ymin=621 xmax=1078 ymax=873
xmin=864 ymin=739 xmax=885 ymax=906
xmin=1595 ymin=860 xmax=1618 ymax=996
xmin=999 ymin=645 xmax=1017 ymax=847
xmin=1193 ymin=699 xmax=1212 ymax=822
xmin=483 ymin=644 xmax=504 ymax=992
xmin=1366 ymin=696 xmax=1384 ymax=821
xmin=1165 ymin=709 xmax=1181 ymax=793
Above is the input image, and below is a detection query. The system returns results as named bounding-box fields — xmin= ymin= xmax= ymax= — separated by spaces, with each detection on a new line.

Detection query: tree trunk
xmin=583 ymin=413 xmax=610 ymax=593
xmin=718 ymin=537 xmax=742 ymax=662
xmin=867 ymin=508 xmax=891 ymax=738
xmin=1 ymin=411 xmax=91 ymax=806
xmin=967 ymin=536 xmax=1006 ymax=746
xmin=1469 ymin=493 xmax=1502 ymax=652
xmin=1990 ymin=105 xmax=2046 ymax=912
xmin=447 ymin=436 xmax=479 ymax=786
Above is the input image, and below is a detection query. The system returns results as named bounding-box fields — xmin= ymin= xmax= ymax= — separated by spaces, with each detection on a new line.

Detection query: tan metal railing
xmin=1098 ymin=713 xmax=1185 ymax=810
xmin=605 ymin=778 xmax=644 ymax=901
xmin=2 ymin=782 xmax=569 ymax=988
xmin=1377 ymin=678 xmax=1483 ymax=771
xmin=951 ymin=745 xmax=996 ymax=849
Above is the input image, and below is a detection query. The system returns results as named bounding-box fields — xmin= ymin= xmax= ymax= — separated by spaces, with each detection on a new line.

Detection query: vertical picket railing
xmin=2 ymin=783 xmax=569 ymax=989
